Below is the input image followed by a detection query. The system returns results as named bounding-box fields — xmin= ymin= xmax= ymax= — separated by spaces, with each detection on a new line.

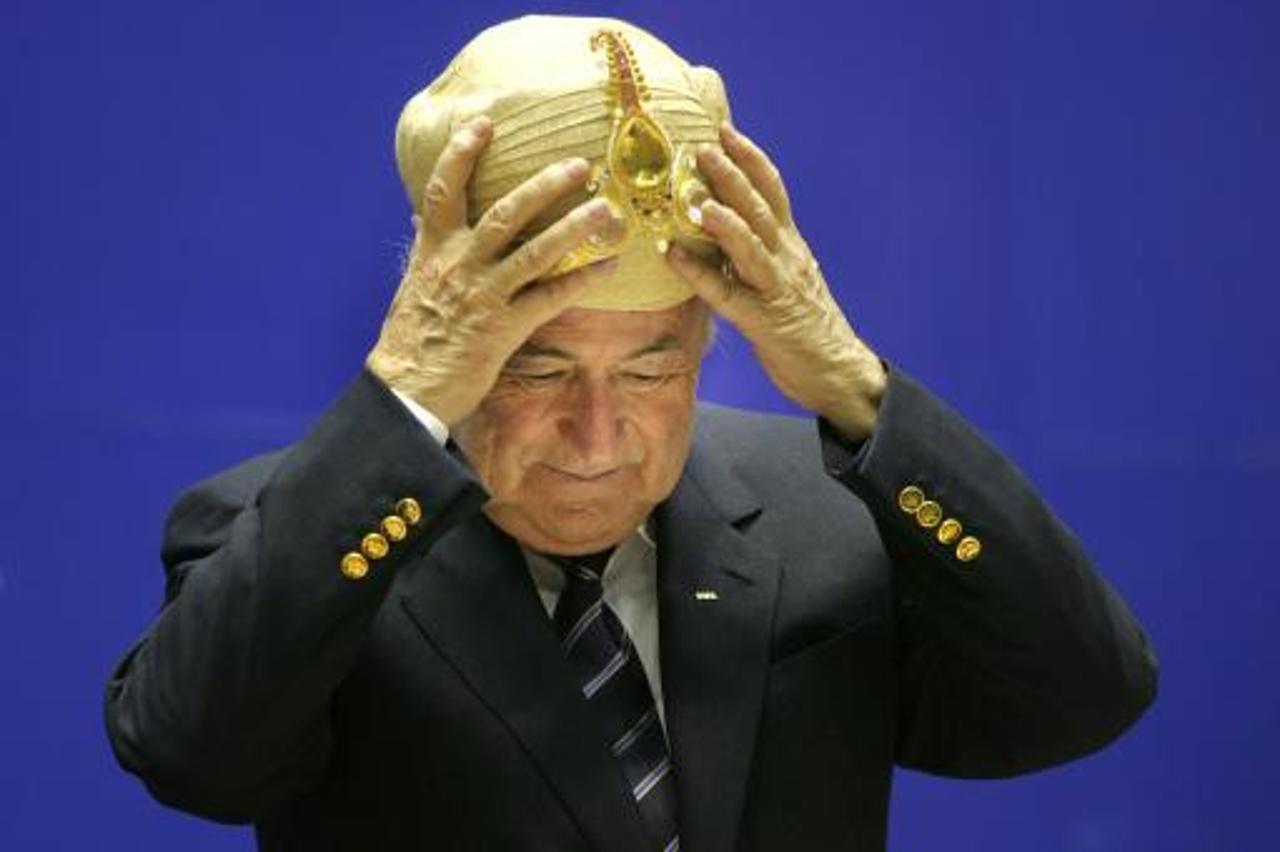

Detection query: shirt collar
xmin=523 ymin=520 xmax=655 ymax=594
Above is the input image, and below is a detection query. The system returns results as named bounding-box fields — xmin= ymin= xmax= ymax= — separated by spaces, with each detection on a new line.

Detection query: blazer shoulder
xmin=690 ymin=402 xmax=860 ymax=519
xmin=693 ymin=402 xmax=826 ymax=473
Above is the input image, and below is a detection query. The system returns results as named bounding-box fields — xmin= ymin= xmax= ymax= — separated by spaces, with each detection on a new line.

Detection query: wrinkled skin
xmin=454 ymin=302 xmax=709 ymax=555
xmin=367 ymin=116 xmax=623 ymax=427
xmin=367 ymin=117 xmax=885 ymax=554
xmin=666 ymin=123 xmax=885 ymax=441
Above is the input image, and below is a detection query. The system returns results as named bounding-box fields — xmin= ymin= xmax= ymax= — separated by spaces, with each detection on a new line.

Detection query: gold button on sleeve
xmin=340 ymin=552 xmax=370 ymax=580
xmin=395 ymin=497 xmax=423 ymax=526
xmin=956 ymin=535 xmax=982 ymax=563
xmin=361 ymin=532 xmax=390 ymax=560
xmin=898 ymin=486 xmax=926 ymax=513
xmin=915 ymin=500 xmax=943 ymax=528
xmin=381 ymin=515 xmax=408 ymax=542
xmin=937 ymin=518 xmax=963 ymax=545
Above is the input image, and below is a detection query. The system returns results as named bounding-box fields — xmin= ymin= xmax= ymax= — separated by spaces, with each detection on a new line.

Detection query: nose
xmin=558 ymin=377 xmax=626 ymax=471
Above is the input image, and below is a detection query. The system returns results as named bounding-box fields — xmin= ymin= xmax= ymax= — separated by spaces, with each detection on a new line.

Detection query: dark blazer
xmin=106 ymin=367 xmax=1157 ymax=851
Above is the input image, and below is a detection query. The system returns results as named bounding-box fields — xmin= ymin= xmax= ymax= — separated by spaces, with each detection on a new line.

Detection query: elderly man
xmin=106 ymin=15 xmax=1157 ymax=852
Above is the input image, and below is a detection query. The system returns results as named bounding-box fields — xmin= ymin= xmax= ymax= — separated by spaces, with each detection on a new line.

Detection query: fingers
xmin=665 ymin=244 xmax=756 ymax=330
xmin=419 ymin=116 xmax=493 ymax=237
xmin=719 ymin=123 xmax=792 ymax=225
xmin=468 ymin=157 xmax=593 ymax=262
xmin=698 ymin=198 xmax=777 ymax=291
xmin=697 ymin=144 xmax=782 ymax=251
xmin=495 ymin=196 xmax=620 ymax=292
xmin=509 ymin=257 xmax=619 ymax=326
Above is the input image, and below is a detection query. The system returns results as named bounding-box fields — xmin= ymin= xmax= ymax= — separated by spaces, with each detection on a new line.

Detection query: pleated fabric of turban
xmin=395 ymin=15 xmax=732 ymax=311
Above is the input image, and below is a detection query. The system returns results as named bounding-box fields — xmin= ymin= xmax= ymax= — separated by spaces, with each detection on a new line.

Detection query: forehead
xmin=519 ymin=301 xmax=705 ymax=359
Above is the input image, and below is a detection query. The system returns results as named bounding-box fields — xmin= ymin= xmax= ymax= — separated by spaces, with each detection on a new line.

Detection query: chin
xmin=486 ymin=498 xmax=642 ymax=556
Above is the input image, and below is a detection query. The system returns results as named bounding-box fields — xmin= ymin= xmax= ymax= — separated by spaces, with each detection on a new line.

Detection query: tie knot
xmin=548 ymin=548 xmax=614 ymax=584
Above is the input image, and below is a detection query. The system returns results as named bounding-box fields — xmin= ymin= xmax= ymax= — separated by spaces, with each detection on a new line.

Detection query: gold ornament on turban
xmin=395 ymin=15 xmax=732 ymax=311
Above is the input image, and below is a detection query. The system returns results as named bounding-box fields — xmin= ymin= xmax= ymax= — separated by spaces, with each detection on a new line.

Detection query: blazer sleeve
xmin=104 ymin=370 xmax=487 ymax=822
xmin=820 ymin=366 xmax=1158 ymax=778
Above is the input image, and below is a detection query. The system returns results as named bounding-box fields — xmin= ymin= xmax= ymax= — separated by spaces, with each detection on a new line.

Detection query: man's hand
xmin=667 ymin=123 xmax=886 ymax=441
xmin=367 ymin=116 xmax=619 ymax=427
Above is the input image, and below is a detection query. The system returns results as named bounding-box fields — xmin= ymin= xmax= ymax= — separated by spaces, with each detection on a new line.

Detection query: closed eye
xmin=620 ymin=371 xmax=669 ymax=387
xmin=509 ymin=370 xmax=569 ymax=388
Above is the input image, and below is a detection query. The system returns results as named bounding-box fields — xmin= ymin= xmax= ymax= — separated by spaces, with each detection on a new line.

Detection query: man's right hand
xmin=367 ymin=115 xmax=619 ymax=427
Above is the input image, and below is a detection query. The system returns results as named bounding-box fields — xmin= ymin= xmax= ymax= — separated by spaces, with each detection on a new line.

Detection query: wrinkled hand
xmin=367 ymin=116 xmax=618 ymax=426
xmin=667 ymin=123 xmax=886 ymax=440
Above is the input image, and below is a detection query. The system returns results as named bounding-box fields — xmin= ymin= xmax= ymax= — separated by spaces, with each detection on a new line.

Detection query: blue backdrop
xmin=5 ymin=0 xmax=1278 ymax=849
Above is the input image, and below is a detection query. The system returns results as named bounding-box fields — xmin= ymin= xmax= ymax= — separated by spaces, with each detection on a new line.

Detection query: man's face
xmin=453 ymin=300 xmax=707 ymax=556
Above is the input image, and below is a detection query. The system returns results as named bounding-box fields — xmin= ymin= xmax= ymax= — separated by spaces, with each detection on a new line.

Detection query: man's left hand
xmin=667 ymin=123 xmax=886 ymax=441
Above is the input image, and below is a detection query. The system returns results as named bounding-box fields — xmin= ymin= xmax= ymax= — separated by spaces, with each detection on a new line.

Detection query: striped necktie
xmin=551 ymin=553 xmax=680 ymax=852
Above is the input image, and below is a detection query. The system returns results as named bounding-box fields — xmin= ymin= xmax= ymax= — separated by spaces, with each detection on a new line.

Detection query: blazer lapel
xmin=657 ymin=447 xmax=780 ymax=852
xmin=398 ymin=513 xmax=651 ymax=852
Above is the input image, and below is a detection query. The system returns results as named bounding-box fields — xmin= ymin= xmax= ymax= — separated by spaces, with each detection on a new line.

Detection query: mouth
xmin=541 ymin=465 xmax=622 ymax=483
